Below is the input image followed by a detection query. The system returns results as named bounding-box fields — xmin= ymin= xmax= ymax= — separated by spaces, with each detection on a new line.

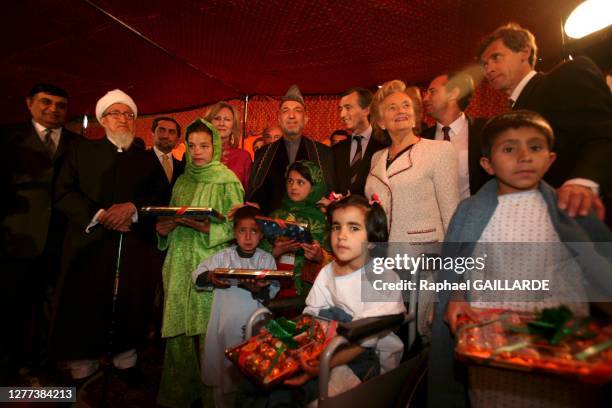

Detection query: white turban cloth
xmin=95 ymin=89 xmax=137 ymax=122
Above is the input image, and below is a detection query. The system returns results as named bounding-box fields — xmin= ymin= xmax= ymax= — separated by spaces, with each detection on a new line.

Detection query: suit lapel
xmin=338 ymin=139 xmax=350 ymax=170
xmin=514 ymin=73 xmax=544 ymax=109
xmin=336 ymin=139 xmax=351 ymax=192
xmin=53 ymin=128 xmax=72 ymax=161
xmin=24 ymin=123 xmax=52 ymax=160
xmin=368 ymin=147 xmax=391 ymax=188
xmin=387 ymin=142 xmax=415 ymax=179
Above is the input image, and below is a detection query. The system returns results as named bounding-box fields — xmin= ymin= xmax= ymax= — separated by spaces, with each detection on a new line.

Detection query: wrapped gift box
xmin=255 ymin=216 xmax=313 ymax=244
xmin=226 ymin=314 xmax=337 ymax=389
xmin=140 ymin=206 xmax=225 ymax=223
xmin=214 ymin=268 xmax=294 ymax=285
xmin=455 ymin=307 xmax=612 ymax=384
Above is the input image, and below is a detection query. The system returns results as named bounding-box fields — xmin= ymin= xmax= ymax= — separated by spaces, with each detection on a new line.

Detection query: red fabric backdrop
xmin=71 ymin=81 xmax=507 ymax=160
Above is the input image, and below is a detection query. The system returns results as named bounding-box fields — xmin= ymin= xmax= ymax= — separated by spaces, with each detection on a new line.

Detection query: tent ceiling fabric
xmin=3 ymin=0 xmax=580 ymax=124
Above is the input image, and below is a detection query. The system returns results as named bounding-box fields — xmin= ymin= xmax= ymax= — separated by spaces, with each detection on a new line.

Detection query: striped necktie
xmin=350 ymin=135 xmax=363 ymax=185
xmin=44 ymin=128 xmax=56 ymax=157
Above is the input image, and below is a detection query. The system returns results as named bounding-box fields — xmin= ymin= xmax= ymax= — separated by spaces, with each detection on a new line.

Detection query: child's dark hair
xmin=481 ymin=110 xmax=554 ymax=158
xmin=327 ymin=195 xmax=389 ymax=242
xmin=286 ymin=161 xmax=313 ymax=185
xmin=185 ymin=120 xmax=213 ymax=143
xmin=233 ymin=205 xmax=262 ymax=228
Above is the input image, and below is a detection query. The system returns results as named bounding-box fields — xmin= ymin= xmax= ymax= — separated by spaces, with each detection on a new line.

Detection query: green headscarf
xmin=271 ymin=160 xmax=328 ymax=295
xmin=278 ymin=160 xmax=327 ymax=221
xmin=183 ymin=118 xmax=240 ymax=185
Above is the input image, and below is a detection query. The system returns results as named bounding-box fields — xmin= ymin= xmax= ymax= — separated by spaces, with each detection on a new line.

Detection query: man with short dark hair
xmin=0 ymin=84 xmax=79 ymax=384
xmin=261 ymin=124 xmax=283 ymax=145
xmin=248 ymin=85 xmax=335 ymax=214
xmin=333 ymin=87 xmax=386 ymax=196
xmin=150 ymin=116 xmax=184 ymax=201
xmin=478 ymin=22 xmax=612 ymax=219
xmin=422 ymin=72 xmax=489 ymax=198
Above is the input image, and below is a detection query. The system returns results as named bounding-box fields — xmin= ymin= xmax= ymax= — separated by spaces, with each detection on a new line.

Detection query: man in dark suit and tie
xmin=333 ymin=87 xmax=387 ymax=196
xmin=478 ymin=23 xmax=612 ymax=219
xmin=422 ymin=72 xmax=490 ymax=198
xmin=0 ymin=84 xmax=79 ymax=383
xmin=150 ymin=116 xmax=185 ymax=203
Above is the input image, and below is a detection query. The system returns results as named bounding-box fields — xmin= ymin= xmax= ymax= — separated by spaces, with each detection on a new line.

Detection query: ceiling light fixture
xmin=565 ymin=0 xmax=612 ymax=39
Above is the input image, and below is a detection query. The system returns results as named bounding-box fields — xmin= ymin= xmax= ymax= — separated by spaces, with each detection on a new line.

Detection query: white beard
xmin=106 ymin=130 xmax=134 ymax=150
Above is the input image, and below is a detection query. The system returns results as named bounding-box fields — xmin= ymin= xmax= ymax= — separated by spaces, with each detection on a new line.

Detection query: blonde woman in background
xmin=205 ymin=102 xmax=252 ymax=189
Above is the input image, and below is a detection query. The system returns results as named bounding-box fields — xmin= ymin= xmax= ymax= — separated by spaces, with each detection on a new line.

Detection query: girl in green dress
xmin=267 ymin=160 xmax=331 ymax=297
xmin=156 ymin=119 xmax=244 ymax=407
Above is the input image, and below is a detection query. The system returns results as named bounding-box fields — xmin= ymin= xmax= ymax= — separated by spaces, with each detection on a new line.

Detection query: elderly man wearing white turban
xmin=52 ymin=89 xmax=167 ymax=385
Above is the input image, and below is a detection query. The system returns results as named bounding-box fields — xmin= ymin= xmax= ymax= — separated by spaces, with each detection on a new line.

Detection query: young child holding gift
xmin=192 ymin=204 xmax=277 ymax=407
xmin=237 ymin=194 xmax=406 ymax=407
xmin=428 ymin=111 xmax=612 ymax=407
xmin=266 ymin=160 xmax=331 ymax=297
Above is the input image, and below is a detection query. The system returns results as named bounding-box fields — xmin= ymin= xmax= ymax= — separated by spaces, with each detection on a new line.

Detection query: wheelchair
xmin=243 ymin=269 xmax=429 ymax=408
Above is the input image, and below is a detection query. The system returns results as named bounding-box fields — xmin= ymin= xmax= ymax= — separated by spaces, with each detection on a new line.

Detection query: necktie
xmin=162 ymin=154 xmax=172 ymax=182
xmin=44 ymin=128 xmax=56 ymax=157
xmin=442 ymin=126 xmax=451 ymax=142
xmin=350 ymin=135 xmax=363 ymax=185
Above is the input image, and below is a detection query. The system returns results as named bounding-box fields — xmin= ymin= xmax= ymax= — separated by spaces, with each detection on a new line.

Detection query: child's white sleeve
xmin=192 ymin=251 xmax=223 ymax=284
xmin=303 ymin=265 xmax=333 ymax=316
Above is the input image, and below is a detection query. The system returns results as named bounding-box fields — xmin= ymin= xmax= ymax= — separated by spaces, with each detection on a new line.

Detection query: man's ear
xmin=303 ymin=112 xmax=309 ymax=126
xmin=480 ymin=157 xmax=495 ymax=175
xmin=519 ymin=47 xmax=531 ymax=65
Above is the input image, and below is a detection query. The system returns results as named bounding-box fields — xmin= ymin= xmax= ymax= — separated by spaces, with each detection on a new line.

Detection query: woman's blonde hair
xmin=204 ymin=101 xmax=242 ymax=148
xmin=372 ymin=80 xmax=423 ymax=135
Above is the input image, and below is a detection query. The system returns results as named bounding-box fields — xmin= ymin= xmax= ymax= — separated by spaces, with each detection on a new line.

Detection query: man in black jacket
xmin=0 ymin=84 xmax=79 ymax=384
xmin=422 ymin=72 xmax=489 ymax=198
xmin=150 ymin=116 xmax=185 ymax=203
xmin=478 ymin=23 xmax=612 ymax=219
xmin=333 ymin=87 xmax=387 ymax=196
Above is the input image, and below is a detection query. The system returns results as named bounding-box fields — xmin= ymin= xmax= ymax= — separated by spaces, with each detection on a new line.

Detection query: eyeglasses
xmin=103 ymin=111 xmax=135 ymax=120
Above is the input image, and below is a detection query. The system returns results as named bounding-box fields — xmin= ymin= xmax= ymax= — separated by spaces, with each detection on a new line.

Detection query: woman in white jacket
xmin=365 ymin=79 xmax=460 ymax=338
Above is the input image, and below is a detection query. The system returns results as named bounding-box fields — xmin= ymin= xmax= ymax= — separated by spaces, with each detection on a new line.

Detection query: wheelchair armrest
xmin=263 ymin=295 xmax=307 ymax=314
xmin=337 ymin=313 xmax=405 ymax=342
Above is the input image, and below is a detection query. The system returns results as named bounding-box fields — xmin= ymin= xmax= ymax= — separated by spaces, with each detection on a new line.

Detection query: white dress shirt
xmin=509 ymin=70 xmax=537 ymax=106
xmin=434 ymin=113 xmax=470 ymax=199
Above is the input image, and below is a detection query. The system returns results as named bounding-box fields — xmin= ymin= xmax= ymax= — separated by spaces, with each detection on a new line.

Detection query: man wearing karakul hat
xmin=248 ymin=84 xmax=335 ymax=214
xmin=51 ymin=89 xmax=166 ymax=384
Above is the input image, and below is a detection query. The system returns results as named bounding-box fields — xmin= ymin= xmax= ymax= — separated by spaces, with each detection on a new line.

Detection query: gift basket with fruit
xmin=455 ymin=306 xmax=612 ymax=383
xmin=226 ymin=314 xmax=337 ymax=388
